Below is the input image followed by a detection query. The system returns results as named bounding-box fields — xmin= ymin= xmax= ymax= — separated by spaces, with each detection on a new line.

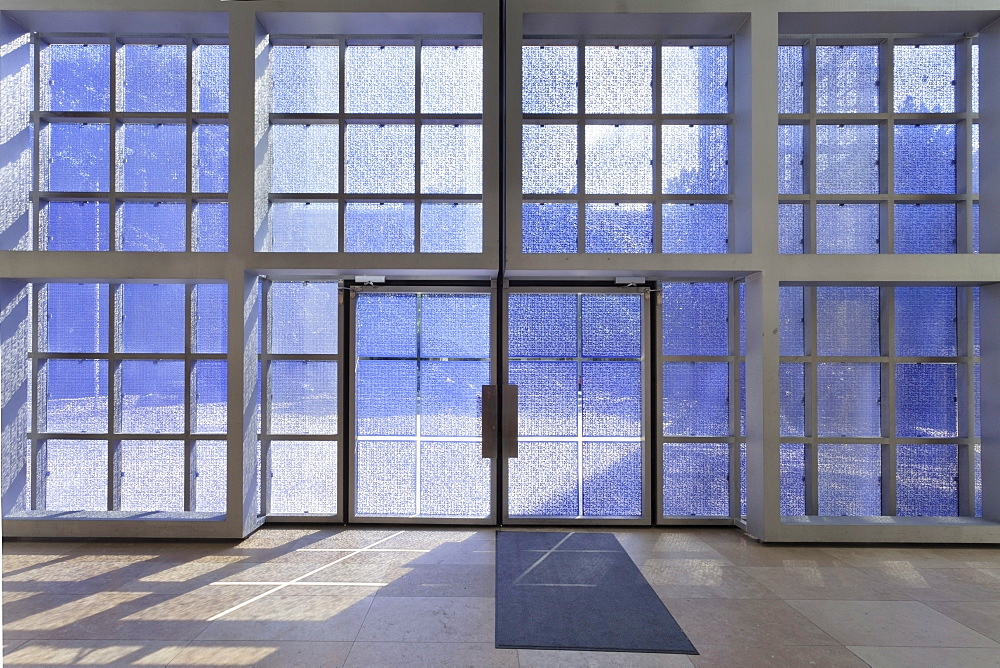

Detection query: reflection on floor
xmin=4 ymin=527 xmax=1000 ymax=666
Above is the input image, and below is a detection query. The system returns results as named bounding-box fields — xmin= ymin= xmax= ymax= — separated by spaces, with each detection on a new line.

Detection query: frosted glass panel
xmin=661 ymin=282 xmax=728 ymax=356
xmin=42 ymin=44 xmax=110 ymax=111
xmin=778 ymin=125 xmax=804 ymax=194
xmin=422 ymin=46 xmax=482 ymax=114
xmin=345 ymin=202 xmax=414 ymax=253
xmin=420 ymin=361 xmax=488 ymax=437
xmin=662 ymin=363 xmax=729 ymax=437
xmin=816 ymin=46 xmax=878 ymax=113
xmin=585 ymin=125 xmax=653 ymax=194
xmin=661 ymin=46 xmax=727 ymax=114
xmin=421 ymin=294 xmax=490 ymax=358
xmin=780 ymin=364 xmax=805 ymax=437
xmin=43 ymin=360 xmax=108 ymax=433
xmin=44 ymin=440 xmax=106 ymax=511
xmin=896 ymin=364 xmax=957 ymax=438
xmin=119 ymin=440 xmax=184 ymax=512
xmin=661 ymin=203 xmax=727 ymax=253
xmin=419 ymin=442 xmax=490 ymax=517
xmin=193 ymin=361 xmax=226 ymax=434
xmin=421 ymin=124 xmax=482 ymax=194
xmin=120 ymin=124 xmax=185 ymax=193
xmin=973 ymin=44 xmax=980 ymax=114
xmin=895 ymin=287 xmax=956 ymax=356
xmin=816 ymin=364 xmax=880 ymax=437
xmin=582 ymin=294 xmax=641 ymax=358
xmin=815 ymin=125 xmax=879 ymax=194
xmin=816 ymin=286 xmax=880 ymax=356
xmin=780 ymin=444 xmax=806 ymax=516
xmin=120 ymin=360 xmax=185 ymax=433
xmin=779 ymin=203 xmax=803 ymax=254
xmin=121 ymin=284 xmax=185 ymax=353
xmin=119 ymin=201 xmax=185 ymax=252
xmin=42 ymin=201 xmax=110 ymax=251
xmin=816 ymin=204 xmax=879 ymax=254
xmin=523 ymin=46 xmax=576 ymax=114
xmin=894 ymin=45 xmax=955 ymax=113
xmin=662 ymin=443 xmax=729 ymax=516
xmin=194 ymin=202 xmax=228 ymax=252
xmin=270 ymin=202 xmax=338 ymax=252
xmin=269 ymin=282 xmax=339 ymax=354
xmin=43 ymin=283 xmax=108 ymax=353
xmin=194 ymin=283 xmax=227 ymax=354
xmin=194 ymin=440 xmax=226 ymax=513
xmin=662 ymin=125 xmax=728 ymax=194
xmin=522 ymin=203 xmax=577 ymax=253
xmin=523 ymin=125 xmax=577 ymax=194
xmin=973 ymin=123 xmax=980 ymax=194
xmin=583 ymin=442 xmax=642 ymax=517
xmin=582 ymin=362 xmax=641 ymax=437
xmin=119 ymin=44 xmax=185 ymax=112
xmin=421 ymin=203 xmax=482 ymax=253
xmin=356 ymin=293 xmax=417 ymax=357
xmin=346 ymin=125 xmax=415 ymax=194
xmin=894 ymin=125 xmax=955 ymax=194
xmin=585 ymin=46 xmax=651 ymax=114
xmin=778 ymin=46 xmax=804 ymax=114
xmin=509 ymin=362 xmax=576 ymax=437
xmin=897 ymin=445 xmax=958 ymax=517
xmin=271 ymin=124 xmax=339 ymax=193
xmin=345 ymin=46 xmax=414 ymax=113
xmin=779 ymin=285 xmax=804 ymax=356
xmin=271 ymin=45 xmax=339 ymax=114
xmin=269 ymin=441 xmax=337 ymax=514
xmin=818 ymin=444 xmax=881 ymax=516
xmin=194 ymin=44 xmax=228 ymax=113
xmin=356 ymin=360 xmax=416 ymax=436
xmin=508 ymin=293 xmax=576 ymax=358
xmin=194 ymin=124 xmax=229 ymax=193
xmin=355 ymin=440 xmax=416 ymax=516
xmin=269 ymin=361 xmax=338 ymax=435
xmin=895 ymin=204 xmax=956 ymax=254
xmin=584 ymin=203 xmax=652 ymax=253
xmin=508 ymin=441 xmax=578 ymax=517
xmin=45 ymin=124 xmax=110 ymax=192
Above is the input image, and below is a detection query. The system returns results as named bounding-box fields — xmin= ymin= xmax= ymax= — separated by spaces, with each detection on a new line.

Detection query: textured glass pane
xmin=778 ymin=203 xmax=803 ymax=254
xmin=42 ymin=201 xmax=110 ymax=251
xmin=346 ymin=125 xmax=415 ymax=194
xmin=661 ymin=203 xmax=727 ymax=253
xmin=271 ymin=124 xmax=339 ymax=193
xmin=582 ymin=294 xmax=641 ymax=358
xmin=193 ymin=361 xmax=226 ymax=434
xmin=523 ymin=46 xmax=577 ymax=114
xmin=896 ymin=364 xmax=957 ymax=438
xmin=974 ymin=204 xmax=980 ymax=255
xmin=356 ymin=361 xmax=416 ymax=436
xmin=45 ymin=124 xmax=109 ymax=192
xmin=345 ymin=202 xmax=414 ymax=253
xmin=780 ymin=363 xmax=805 ymax=437
xmin=816 ymin=46 xmax=878 ymax=113
xmin=817 ymin=286 xmax=880 ymax=356
xmin=194 ymin=124 xmax=229 ymax=193
xmin=583 ymin=362 xmax=641 ymax=437
xmin=194 ymin=283 xmax=227 ymax=354
xmin=816 ymin=364 xmax=881 ymax=437
xmin=119 ymin=201 xmax=185 ymax=252
xmin=43 ymin=440 xmax=106 ymax=511
xmin=421 ymin=203 xmax=482 ymax=253
xmin=421 ymin=124 xmax=482 ymax=194
xmin=269 ymin=440 xmax=337 ymax=514
xmin=508 ymin=293 xmax=576 ymax=358
xmin=42 ymin=43 xmax=109 ymax=111
xmin=894 ymin=125 xmax=955 ymax=194
xmin=421 ymin=293 xmax=490 ymax=358
xmin=816 ymin=204 xmax=879 ymax=254
xmin=120 ymin=360 xmax=184 ymax=433
xmin=194 ymin=44 xmax=228 ymax=113
xmin=355 ymin=440 xmax=416 ymax=516
xmin=662 ymin=363 xmax=729 ymax=437
xmin=815 ymin=125 xmax=879 ymax=194
xmin=661 ymin=282 xmax=728 ymax=356
xmin=584 ymin=203 xmax=652 ymax=253
xmin=778 ymin=45 xmax=804 ymax=114
xmin=778 ymin=125 xmax=804 ymax=194
xmin=43 ymin=359 xmax=108 ymax=433
xmin=119 ymin=44 xmax=185 ymax=113
xmin=269 ymin=282 xmax=338 ymax=354
xmin=894 ymin=45 xmax=955 ymax=113
xmin=662 ymin=125 xmax=727 ymax=194
xmin=271 ymin=45 xmax=338 ymax=114
xmin=897 ymin=445 xmax=958 ymax=516
xmin=194 ymin=440 xmax=226 ymax=513
xmin=975 ymin=443 xmax=982 ymax=517
xmin=779 ymin=285 xmax=804 ymax=356
xmin=585 ymin=125 xmax=653 ymax=194
xmin=119 ymin=440 xmax=184 ymax=511
xmin=740 ymin=443 xmax=747 ymax=517
xmin=973 ymin=123 xmax=979 ymax=194
xmin=120 ymin=124 xmax=185 ymax=193
xmin=345 ymin=46 xmax=414 ymax=113
xmin=269 ymin=361 xmax=338 ymax=435
xmin=121 ymin=283 xmax=185 ymax=353
xmin=522 ymin=125 xmax=577 ymax=194
xmin=522 ymin=203 xmax=577 ymax=253
xmin=818 ymin=444 xmax=881 ymax=516
xmin=780 ymin=443 xmax=806 ymax=516
xmin=420 ymin=361 xmax=489 ymax=437
xmin=509 ymin=362 xmax=577 ymax=437
xmin=973 ymin=44 xmax=980 ymax=114
xmin=270 ymin=202 xmax=337 ymax=253
xmin=420 ymin=441 xmax=491 ymax=517
xmin=739 ymin=282 xmax=746 ymax=357
xmin=662 ymin=443 xmax=729 ymax=516
xmin=585 ymin=46 xmax=651 ymax=114
xmin=356 ymin=293 xmax=417 ymax=357
xmin=422 ymin=46 xmax=482 ymax=114
xmin=508 ymin=441 xmax=578 ymax=517
xmin=662 ymin=46 xmax=727 ymax=114
xmin=583 ymin=441 xmax=642 ymax=517
xmin=194 ymin=202 xmax=228 ymax=252
xmin=43 ymin=283 xmax=108 ymax=353
xmin=895 ymin=204 xmax=956 ymax=254
xmin=895 ymin=287 xmax=956 ymax=356
xmin=974 ymin=287 xmax=981 ymax=357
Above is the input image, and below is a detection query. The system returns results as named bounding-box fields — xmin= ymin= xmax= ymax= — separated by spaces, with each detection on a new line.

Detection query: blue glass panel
xmin=816 ymin=204 xmax=879 ymax=254
xmin=43 ymin=359 xmax=108 ymax=433
xmin=973 ymin=123 xmax=980 ymax=195
xmin=895 ymin=204 xmax=956 ymax=254
xmin=120 ymin=360 xmax=184 ymax=433
xmin=662 ymin=46 xmax=727 ymax=114
xmin=894 ymin=45 xmax=955 ymax=113
xmin=975 ymin=443 xmax=982 ymax=517
xmin=778 ymin=45 xmax=804 ymax=114
xmin=43 ymin=283 xmax=108 ymax=353
xmin=583 ymin=441 xmax=642 ymax=517
xmin=739 ymin=282 xmax=746 ymax=357
xmin=895 ymin=287 xmax=956 ymax=356
xmin=271 ymin=45 xmax=338 ymax=114
xmin=780 ymin=443 xmax=806 ymax=516
xmin=523 ymin=125 xmax=577 ymax=194
xmin=974 ymin=204 xmax=980 ymax=254
xmin=269 ymin=441 xmax=337 ymax=514
xmin=817 ymin=286 xmax=880 ymax=356
xmin=269 ymin=282 xmax=339 ymax=354
xmin=269 ymin=360 xmax=338 ymax=435
xmin=42 ymin=201 xmax=109 ymax=251
xmin=421 ymin=293 xmax=490 ymax=358
xmin=894 ymin=125 xmax=955 ymax=194
xmin=662 ymin=125 xmax=728 ymax=194
xmin=582 ymin=362 xmax=641 ymax=437
xmin=193 ymin=361 xmax=226 ymax=434
xmin=119 ymin=201 xmax=185 ymax=252
xmin=661 ymin=282 xmax=728 ymax=356
xmin=740 ymin=442 xmax=746 ymax=517
xmin=897 ymin=445 xmax=958 ymax=516
xmin=779 ymin=286 xmax=804 ymax=356
xmin=816 ymin=46 xmax=879 ymax=113
xmin=46 ymin=124 xmax=109 ymax=192
xmin=346 ymin=125 xmax=415 ymax=194
xmin=523 ymin=46 xmax=576 ymax=114
xmin=818 ymin=444 xmax=881 ymax=516
xmin=120 ymin=284 xmax=185 ymax=353
xmin=119 ymin=44 xmax=185 ymax=112
xmin=522 ymin=203 xmax=577 ymax=253
xmin=194 ymin=44 xmax=229 ymax=113
xmin=119 ymin=440 xmax=184 ymax=511
xmin=421 ymin=202 xmax=482 ymax=253
xmin=778 ymin=203 xmax=803 ymax=254
xmin=420 ymin=361 xmax=489 ymax=437
xmin=120 ymin=124 xmax=185 ymax=193
xmin=816 ymin=364 xmax=881 ymax=437
xmin=815 ymin=125 xmax=879 ymax=195
xmin=419 ymin=441 xmax=491 ymax=517
xmin=422 ymin=46 xmax=482 ymax=114
xmin=973 ymin=44 xmax=980 ymax=114
xmin=194 ymin=124 xmax=229 ymax=193
xmin=509 ymin=362 xmax=577 ymax=437
xmin=974 ymin=287 xmax=981 ymax=357
xmin=421 ymin=124 xmax=481 ymax=195
xmin=896 ymin=364 xmax=957 ymax=438
xmin=662 ymin=443 xmax=729 ymax=516
xmin=43 ymin=440 xmax=106 ymax=511
xmin=271 ymin=124 xmax=339 ymax=193
xmin=344 ymin=202 xmax=414 ymax=253
xmin=355 ymin=440 xmax=416 ymax=516
xmin=586 ymin=125 xmax=653 ymax=194
xmin=355 ymin=360 xmax=416 ymax=436
xmin=194 ymin=283 xmax=227 ymax=354
xmin=778 ymin=125 xmax=804 ymax=194
xmin=662 ymin=362 xmax=729 ymax=437
xmin=780 ymin=363 xmax=805 ymax=437
xmin=356 ymin=293 xmax=417 ymax=357
xmin=42 ymin=44 xmax=109 ymax=111
xmin=270 ymin=202 xmax=337 ymax=253
xmin=585 ymin=46 xmax=652 ymax=114
xmin=194 ymin=202 xmax=228 ymax=252
xmin=582 ymin=294 xmax=641 ymax=358
xmin=508 ymin=441 xmax=578 ymax=517
xmin=661 ymin=203 xmax=727 ymax=253
xmin=584 ymin=203 xmax=652 ymax=253
xmin=508 ymin=293 xmax=577 ymax=358
xmin=345 ymin=46 xmax=414 ymax=114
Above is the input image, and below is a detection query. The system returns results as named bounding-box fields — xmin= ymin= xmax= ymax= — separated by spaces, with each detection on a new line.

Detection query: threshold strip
xmin=212 ymin=581 xmax=387 ymax=587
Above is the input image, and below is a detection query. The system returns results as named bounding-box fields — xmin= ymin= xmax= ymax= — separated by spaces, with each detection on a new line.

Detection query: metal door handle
xmin=481 ymin=385 xmax=498 ymax=458
xmin=503 ymin=384 xmax=518 ymax=459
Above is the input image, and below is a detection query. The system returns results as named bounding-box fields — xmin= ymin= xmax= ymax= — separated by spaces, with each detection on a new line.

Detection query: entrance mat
xmin=495 ymin=531 xmax=697 ymax=654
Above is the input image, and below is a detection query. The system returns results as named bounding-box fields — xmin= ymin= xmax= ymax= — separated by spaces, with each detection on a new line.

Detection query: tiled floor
xmin=4 ymin=527 xmax=1000 ymax=666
